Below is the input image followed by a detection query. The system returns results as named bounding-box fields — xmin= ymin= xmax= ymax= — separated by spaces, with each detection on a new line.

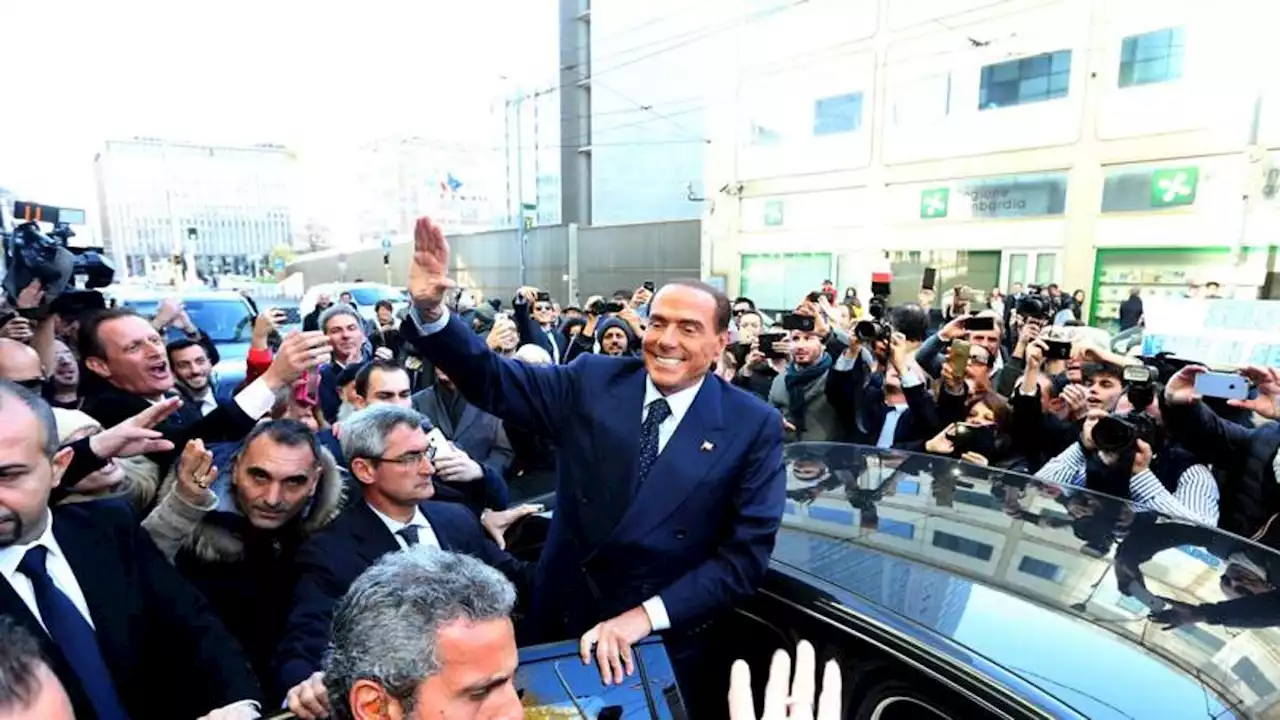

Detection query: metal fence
xmin=284 ymin=220 xmax=701 ymax=307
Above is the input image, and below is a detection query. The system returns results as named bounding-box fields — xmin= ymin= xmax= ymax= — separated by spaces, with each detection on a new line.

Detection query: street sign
xmin=920 ymin=188 xmax=950 ymax=219
xmin=763 ymin=200 xmax=784 ymax=227
xmin=1150 ymin=167 xmax=1198 ymax=207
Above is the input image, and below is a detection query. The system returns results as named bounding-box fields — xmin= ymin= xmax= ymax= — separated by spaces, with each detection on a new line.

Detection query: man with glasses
xmin=276 ymin=404 xmax=531 ymax=720
xmin=512 ymin=285 xmax=568 ymax=364
xmin=0 ymin=338 xmax=45 ymax=394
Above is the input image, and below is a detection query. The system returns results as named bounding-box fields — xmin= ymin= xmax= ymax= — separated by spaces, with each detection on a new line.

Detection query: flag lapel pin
xmin=701 ymin=440 xmax=715 ymax=452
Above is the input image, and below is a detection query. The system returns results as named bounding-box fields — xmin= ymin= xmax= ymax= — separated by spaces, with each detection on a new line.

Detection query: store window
xmin=931 ymin=531 xmax=994 ymax=561
xmin=887 ymin=250 xmax=1001 ymax=307
xmin=891 ymin=74 xmax=951 ymax=126
xmin=979 ymin=50 xmax=1072 ymax=109
xmin=1102 ymin=164 xmax=1199 ymax=211
xmin=1089 ymin=247 xmax=1262 ymax=331
xmin=740 ymin=253 xmax=834 ymax=313
xmin=1119 ymin=27 xmax=1184 ymax=88
xmin=813 ymin=92 xmax=864 ymax=136
xmin=877 ymin=519 xmax=916 ymax=540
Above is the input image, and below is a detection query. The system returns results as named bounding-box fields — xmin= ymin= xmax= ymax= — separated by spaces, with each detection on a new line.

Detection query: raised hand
xmin=15 ymin=280 xmax=44 ymax=309
xmin=1230 ymin=366 xmax=1280 ymax=419
xmin=728 ymin=640 xmax=841 ymax=720
xmin=1164 ymin=365 xmax=1207 ymax=406
xmin=175 ymin=439 xmax=217 ymax=504
xmin=408 ymin=217 xmax=454 ymax=316
xmin=262 ymin=332 xmax=332 ymax=391
xmin=88 ymin=397 xmax=181 ymax=459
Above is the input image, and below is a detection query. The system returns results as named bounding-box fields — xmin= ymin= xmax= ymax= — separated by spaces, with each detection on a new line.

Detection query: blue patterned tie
xmin=637 ymin=398 xmax=672 ymax=485
xmin=18 ymin=546 xmax=131 ymax=720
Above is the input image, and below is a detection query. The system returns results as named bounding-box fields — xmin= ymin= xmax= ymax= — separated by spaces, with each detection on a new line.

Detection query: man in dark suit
xmin=412 ymin=365 xmax=514 ymax=479
xmin=511 ymin=286 xmax=570 ymax=363
xmin=277 ymin=403 xmax=531 ymax=720
xmin=0 ymin=380 xmax=261 ymax=720
xmin=401 ymin=217 xmax=785 ymax=705
xmin=79 ymin=308 xmax=332 ymax=475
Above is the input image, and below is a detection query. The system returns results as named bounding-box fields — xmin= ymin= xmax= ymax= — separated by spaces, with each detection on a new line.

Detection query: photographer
xmin=913 ymin=309 xmax=1007 ymax=382
xmin=1161 ymin=365 xmax=1280 ymax=546
xmin=769 ymin=309 xmax=839 ymax=441
xmin=916 ymin=390 xmax=1025 ymax=471
xmin=1036 ymin=382 xmax=1218 ymax=526
xmin=825 ymin=328 xmax=939 ymax=449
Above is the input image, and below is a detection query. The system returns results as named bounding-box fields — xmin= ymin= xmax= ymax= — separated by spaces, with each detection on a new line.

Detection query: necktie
xmin=17 ymin=546 xmax=130 ymax=720
xmin=637 ymin=398 xmax=672 ymax=485
xmin=397 ymin=525 xmax=421 ymax=547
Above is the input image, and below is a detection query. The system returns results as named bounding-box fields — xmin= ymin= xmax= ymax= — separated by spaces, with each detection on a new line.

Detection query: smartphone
xmin=949 ymin=339 xmax=971 ymax=378
xmin=759 ymin=332 xmax=788 ymax=359
xmin=1194 ymin=371 xmax=1254 ymax=401
xmin=921 ymin=267 xmax=937 ymax=291
xmin=1042 ymin=327 xmax=1072 ymax=361
xmin=780 ymin=313 xmax=815 ymax=332
xmin=964 ymin=315 xmax=995 ymax=332
xmin=293 ymin=370 xmax=316 ymax=406
xmin=535 ymin=291 xmax=551 ymax=302
xmin=642 ymin=281 xmax=655 ymax=292
xmin=425 ymin=428 xmax=451 ymax=457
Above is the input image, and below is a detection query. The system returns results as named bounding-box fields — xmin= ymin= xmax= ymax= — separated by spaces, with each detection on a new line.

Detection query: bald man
xmin=0 ymin=338 xmax=43 ymax=391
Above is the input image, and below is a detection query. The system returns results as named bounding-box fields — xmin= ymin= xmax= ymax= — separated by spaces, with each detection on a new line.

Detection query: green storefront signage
xmin=920 ymin=188 xmax=949 ymax=219
xmin=763 ymin=199 xmax=784 ymax=227
xmin=1150 ymin=167 xmax=1198 ymax=208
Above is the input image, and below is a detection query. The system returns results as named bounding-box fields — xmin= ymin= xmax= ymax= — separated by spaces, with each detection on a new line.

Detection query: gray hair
xmin=0 ymin=380 xmax=58 ymax=458
xmin=319 ymin=303 xmax=362 ymax=333
xmin=323 ymin=547 xmax=517 ymax=720
xmin=338 ymin=404 xmax=426 ymax=462
xmin=513 ymin=343 xmax=552 ymax=365
xmin=0 ymin=617 xmax=48 ymax=713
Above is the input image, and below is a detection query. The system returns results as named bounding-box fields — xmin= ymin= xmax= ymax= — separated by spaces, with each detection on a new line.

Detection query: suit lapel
xmin=615 ymin=377 xmax=727 ymax=537
xmin=51 ymin=511 xmax=133 ymax=670
xmin=420 ymin=503 xmax=456 ymax=550
xmin=426 ymin=391 xmax=456 ymax=438
xmin=583 ymin=369 xmax=647 ymax=545
xmin=454 ymin=402 xmax=480 ymax=443
xmin=348 ymin=502 xmax=400 ymax=566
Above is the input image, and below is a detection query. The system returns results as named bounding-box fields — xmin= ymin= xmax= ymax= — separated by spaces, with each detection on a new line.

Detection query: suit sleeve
xmin=402 ymin=310 xmax=578 ymax=438
xmin=912 ymin=333 xmax=947 ymax=379
xmin=656 ymin=409 xmax=786 ymax=628
xmin=274 ymin=539 xmax=347 ymax=692
xmin=485 ymin=421 xmax=516 ymax=478
xmin=132 ymin=511 xmax=261 ymax=710
xmin=1160 ymin=396 xmax=1256 ymax=470
xmin=512 ymin=297 xmax=551 ymax=356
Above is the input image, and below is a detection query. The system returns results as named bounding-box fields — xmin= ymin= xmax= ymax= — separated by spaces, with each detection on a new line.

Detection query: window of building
xmin=1017 ymin=556 xmax=1063 ymax=582
xmin=891 ymin=74 xmax=951 ymax=126
xmin=1119 ymin=27 xmax=1184 ymax=87
xmin=931 ymin=531 xmax=994 ymax=561
xmin=877 ymin=518 xmax=916 ymax=540
xmin=740 ymin=253 xmax=834 ymax=313
xmin=1232 ymin=657 xmax=1278 ymax=699
xmin=813 ymin=92 xmax=864 ymax=136
xmin=979 ymin=50 xmax=1072 ymax=109
xmin=888 ymin=250 xmax=1001 ymax=307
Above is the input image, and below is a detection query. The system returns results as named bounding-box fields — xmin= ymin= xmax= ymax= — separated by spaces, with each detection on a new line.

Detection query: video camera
xmin=1091 ymin=410 xmax=1161 ymax=454
xmin=853 ymin=275 xmax=893 ymax=343
xmin=1015 ymin=285 xmax=1053 ymax=321
xmin=1121 ymin=364 xmax=1159 ymax=410
xmin=3 ymin=201 xmax=115 ymax=311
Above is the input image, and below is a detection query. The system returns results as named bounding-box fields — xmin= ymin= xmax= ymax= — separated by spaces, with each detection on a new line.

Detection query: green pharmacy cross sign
xmin=920 ymin=187 xmax=950 ymax=219
xmin=1150 ymin=167 xmax=1198 ymax=208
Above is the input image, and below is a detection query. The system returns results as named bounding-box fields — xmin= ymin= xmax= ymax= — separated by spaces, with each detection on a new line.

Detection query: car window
xmin=349 ymin=287 xmax=400 ymax=306
xmin=124 ymin=299 xmax=254 ymax=343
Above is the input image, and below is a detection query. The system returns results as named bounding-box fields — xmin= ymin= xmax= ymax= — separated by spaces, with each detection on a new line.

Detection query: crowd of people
xmin=0 ymin=213 xmax=1272 ymax=719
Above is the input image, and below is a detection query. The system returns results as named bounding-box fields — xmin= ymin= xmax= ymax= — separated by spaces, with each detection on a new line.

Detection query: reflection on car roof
xmin=775 ymin=443 xmax=1280 ymax=719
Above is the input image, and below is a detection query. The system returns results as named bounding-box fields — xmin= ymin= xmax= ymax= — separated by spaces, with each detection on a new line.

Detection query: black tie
xmin=397 ymin=525 xmax=421 ymax=547
xmin=637 ymin=398 xmax=672 ymax=485
xmin=17 ymin=546 xmax=130 ymax=720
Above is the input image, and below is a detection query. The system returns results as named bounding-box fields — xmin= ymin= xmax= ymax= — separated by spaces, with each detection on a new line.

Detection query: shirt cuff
xmin=219 ymin=699 xmax=260 ymax=717
xmin=834 ymin=355 xmax=858 ymax=372
xmin=900 ymin=369 xmax=924 ymax=389
xmin=233 ymin=377 xmax=279 ymax=420
xmin=411 ymin=305 xmax=451 ymax=336
xmin=1128 ymin=469 xmax=1165 ymax=502
xmin=641 ymin=596 xmax=671 ymax=632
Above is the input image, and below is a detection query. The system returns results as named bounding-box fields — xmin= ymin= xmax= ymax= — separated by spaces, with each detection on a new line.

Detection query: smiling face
xmin=86 ymin=315 xmax=173 ymax=398
xmin=51 ymin=340 xmax=78 ymax=390
xmin=642 ymin=285 xmax=727 ymax=394
xmin=789 ymin=330 xmax=823 ymax=366
xmin=325 ymin=312 xmax=367 ymax=361
xmin=170 ymin=343 xmax=212 ymax=393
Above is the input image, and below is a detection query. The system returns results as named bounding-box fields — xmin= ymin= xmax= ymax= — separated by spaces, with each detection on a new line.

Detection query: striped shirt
xmin=1034 ymin=442 xmax=1220 ymax=526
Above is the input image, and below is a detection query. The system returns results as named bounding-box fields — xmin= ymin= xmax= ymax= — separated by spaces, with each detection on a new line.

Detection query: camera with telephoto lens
xmin=3 ymin=201 xmax=115 ymax=309
xmin=1016 ymin=291 xmax=1051 ymax=321
xmin=854 ymin=278 xmax=892 ymax=343
xmin=1091 ymin=410 xmax=1160 ymax=454
xmin=1122 ymin=364 xmax=1159 ymax=411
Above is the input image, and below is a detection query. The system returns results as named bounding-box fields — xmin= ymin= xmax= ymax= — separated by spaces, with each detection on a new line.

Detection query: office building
xmin=354 ymin=136 xmax=505 ymax=244
xmin=703 ymin=0 xmax=1280 ymax=324
xmin=94 ymin=138 xmax=298 ymax=278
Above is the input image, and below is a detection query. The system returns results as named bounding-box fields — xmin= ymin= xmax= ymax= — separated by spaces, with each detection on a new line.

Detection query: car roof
xmin=774 ymin=443 xmax=1276 ymax=719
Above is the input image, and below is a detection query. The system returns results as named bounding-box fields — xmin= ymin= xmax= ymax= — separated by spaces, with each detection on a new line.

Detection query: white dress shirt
xmin=0 ymin=515 xmax=94 ymax=632
xmin=544 ymin=326 xmax=561 ymax=364
xmin=367 ymin=504 xmax=442 ymax=550
xmin=149 ymin=376 xmax=277 ymax=421
xmin=413 ymin=305 xmax=690 ymax=634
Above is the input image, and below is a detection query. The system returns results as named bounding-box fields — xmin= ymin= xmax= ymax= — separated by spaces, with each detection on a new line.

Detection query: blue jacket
xmin=401 ymin=310 xmax=785 ymax=647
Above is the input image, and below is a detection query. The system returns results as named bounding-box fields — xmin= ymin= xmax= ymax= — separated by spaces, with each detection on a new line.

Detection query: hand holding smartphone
xmin=1194 ymin=371 xmax=1256 ymax=401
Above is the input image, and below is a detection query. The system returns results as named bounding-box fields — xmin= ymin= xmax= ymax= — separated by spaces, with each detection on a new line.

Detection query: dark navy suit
xmin=402 ymin=310 xmax=785 ymax=690
xmin=274 ymin=500 xmax=531 ymax=692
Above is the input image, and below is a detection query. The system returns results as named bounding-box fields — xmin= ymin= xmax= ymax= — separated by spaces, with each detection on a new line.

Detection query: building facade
xmin=354 ymin=136 xmax=505 ymax=245
xmin=703 ymin=0 xmax=1280 ymax=324
xmin=94 ymin=138 xmax=298 ymax=279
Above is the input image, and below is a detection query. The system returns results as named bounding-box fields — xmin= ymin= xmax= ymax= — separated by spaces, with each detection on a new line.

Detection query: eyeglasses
xmin=363 ymin=445 xmax=437 ymax=468
xmin=534 ymin=304 xmax=554 ymax=313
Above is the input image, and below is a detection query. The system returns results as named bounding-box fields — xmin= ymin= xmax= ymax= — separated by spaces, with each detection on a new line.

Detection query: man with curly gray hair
xmin=323 ymin=547 xmax=522 ymax=720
